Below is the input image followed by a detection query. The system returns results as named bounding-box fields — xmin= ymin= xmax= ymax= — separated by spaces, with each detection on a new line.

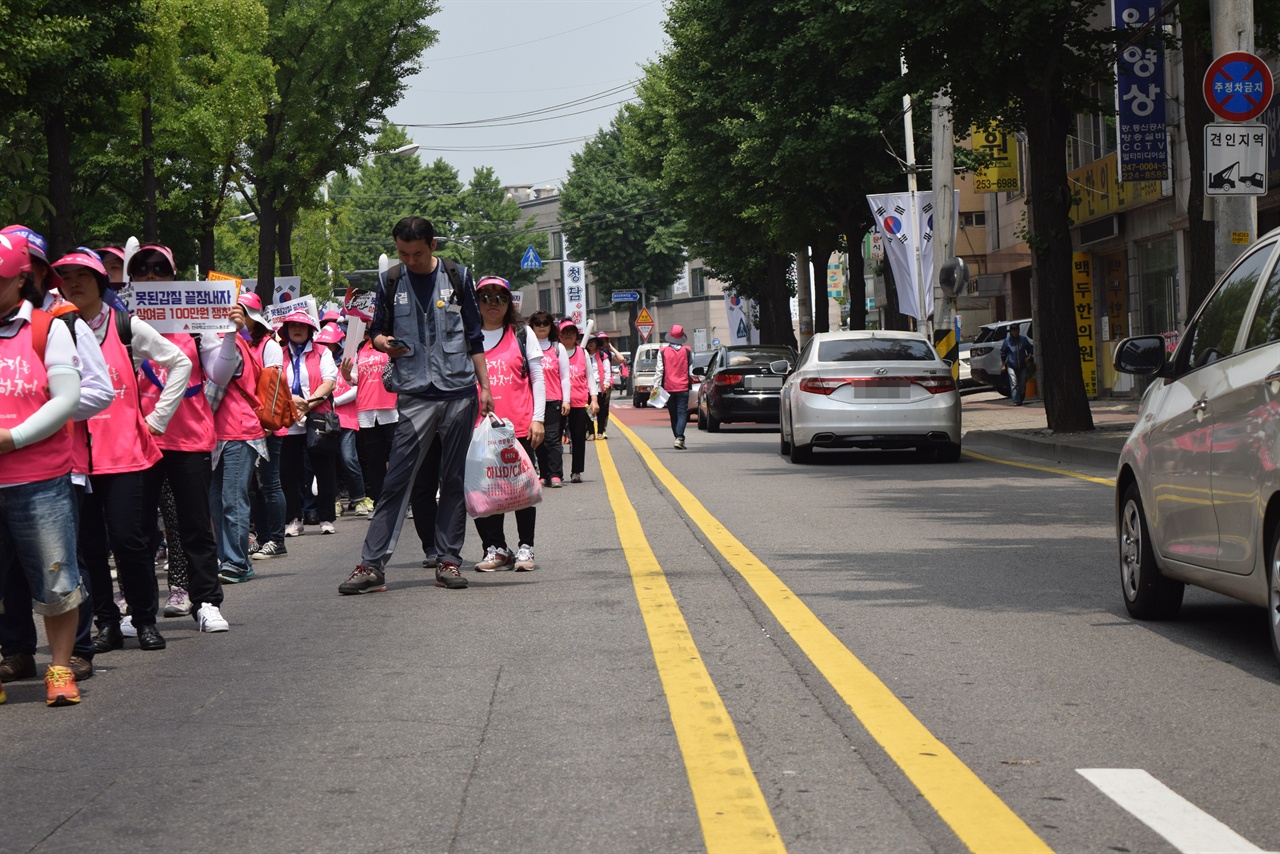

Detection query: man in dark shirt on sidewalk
xmin=339 ymin=216 xmax=492 ymax=593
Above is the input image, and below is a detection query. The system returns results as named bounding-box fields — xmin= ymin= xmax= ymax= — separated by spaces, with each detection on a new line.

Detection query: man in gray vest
xmin=339 ymin=216 xmax=492 ymax=593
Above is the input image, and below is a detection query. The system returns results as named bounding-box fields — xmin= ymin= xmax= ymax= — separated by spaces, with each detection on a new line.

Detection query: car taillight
xmin=799 ymin=377 xmax=847 ymax=394
xmin=971 ymin=345 xmax=994 ymax=356
xmin=911 ymin=375 xmax=957 ymax=394
xmin=715 ymin=373 xmax=743 ymax=386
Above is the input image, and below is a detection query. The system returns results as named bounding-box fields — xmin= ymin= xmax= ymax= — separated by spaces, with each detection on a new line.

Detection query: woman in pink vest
xmin=53 ymin=249 xmax=190 ymax=654
xmin=558 ymin=319 xmax=598 ymax=484
xmin=0 ymin=232 xmax=85 ymax=705
xmin=316 ymin=323 xmax=368 ymax=516
xmin=130 ymin=245 xmax=234 ymax=633
xmin=343 ymin=327 xmax=398 ymax=508
xmin=528 ymin=310 xmax=569 ymax=487
xmin=279 ymin=310 xmax=338 ymax=535
xmin=208 ymin=292 xmax=267 ymax=585
xmin=654 ymin=323 xmax=694 ymax=450
xmin=246 ymin=301 xmax=287 ymax=559
xmin=472 ymin=277 xmax=544 ymax=572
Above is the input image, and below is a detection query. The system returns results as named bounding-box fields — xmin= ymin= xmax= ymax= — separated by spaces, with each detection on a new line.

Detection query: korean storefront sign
xmin=1112 ymin=0 xmax=1169 ymax=182
xmin=970 ymin=124 xmax=1020 ymax=193
xmin=1068 ymin=152 xmax=1163 ymax=224
xmin=1072 ymin=253 xmax=1098 ymax=398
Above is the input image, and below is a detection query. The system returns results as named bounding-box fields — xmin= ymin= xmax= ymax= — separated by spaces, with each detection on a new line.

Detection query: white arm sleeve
xmin=71 ymin=316 xmax=114 ymax=420
xmin=653 ymin=348 xmax=664 ymax=388
xmin=333 ymin=384 xmax=357 ymax=406
xmin=524 ymin=327 xmax=545 ymax=422
xmin=202 ymin=330 xmax=240 ymax=387
xmin=11 ymin=321 xmax=82 ymax=448
xmin=558 ymin=345 xmax=571 ymax=401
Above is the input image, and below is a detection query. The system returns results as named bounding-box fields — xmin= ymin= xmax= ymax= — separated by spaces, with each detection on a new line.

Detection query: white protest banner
xmin=725 ymin=293 xmax=759 ymax=345
xmin=563 ymin=260 xmax=586 ymax=330
xmin=268 ymin=294 xmax=319 ymax=327
xmin=130 ymin=282 xmax=239 ymax=333
xmin=342 ymin=316 xmax=366 ymax=365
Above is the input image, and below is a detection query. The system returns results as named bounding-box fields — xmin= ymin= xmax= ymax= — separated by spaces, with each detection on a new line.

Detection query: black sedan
xmin=695 ymin=345 xmax=797 ymax=432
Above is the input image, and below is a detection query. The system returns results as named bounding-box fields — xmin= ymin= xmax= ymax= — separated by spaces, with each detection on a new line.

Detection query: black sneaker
xmin=251 ymin=541 xmax=287 ymax=560
xmin=339 ymin=564 xmax=386 ymax=595
xmin=435 ymin=562 xmax=468 ymax=589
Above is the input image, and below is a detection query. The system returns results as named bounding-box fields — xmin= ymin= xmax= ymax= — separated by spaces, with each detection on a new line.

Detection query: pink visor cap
xmin=278 ymin=310 xmax=319 ymax=331
xmin=558 ymin=319 xmax=579 ymax=333
xmin=0 ymin=231 xmax=31 ymax=278
xmin=475 ymin=276 xmax=511 ymax=291
xmin=314 ymin=324 xmax=344 ymax=346
xmin=127 ymin=244 xmax=176 ymax=276
xmin=52 ymin=250 xmax=109 ymax=279
xmin=238 ymin=291 xmax=270 ymax=328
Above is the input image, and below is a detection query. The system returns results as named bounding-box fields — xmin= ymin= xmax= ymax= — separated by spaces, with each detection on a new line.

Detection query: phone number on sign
xmin=974 ymin=177 xmax=1019 ymax=191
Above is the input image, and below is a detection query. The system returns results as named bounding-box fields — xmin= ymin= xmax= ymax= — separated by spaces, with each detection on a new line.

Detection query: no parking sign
xmin=1203 ymin=52 xmax=1274 ymax=123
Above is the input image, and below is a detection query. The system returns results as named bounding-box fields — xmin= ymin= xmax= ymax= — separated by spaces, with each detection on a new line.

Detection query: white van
xmin=630 ymin=343 xmax=662 ymax=407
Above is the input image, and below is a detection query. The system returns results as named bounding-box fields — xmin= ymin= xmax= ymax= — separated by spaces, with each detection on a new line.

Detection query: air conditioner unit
xmin=1079 ymin=215 xmax=1119 ymax=247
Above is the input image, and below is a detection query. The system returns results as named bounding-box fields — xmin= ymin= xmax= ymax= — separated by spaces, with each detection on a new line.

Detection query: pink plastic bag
xmin=464 ymin=415 xmax=543 ymax=518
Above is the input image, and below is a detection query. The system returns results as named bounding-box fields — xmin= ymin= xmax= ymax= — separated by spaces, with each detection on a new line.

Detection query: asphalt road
xmin=5 ymin=401 xmax=1280 ymax=853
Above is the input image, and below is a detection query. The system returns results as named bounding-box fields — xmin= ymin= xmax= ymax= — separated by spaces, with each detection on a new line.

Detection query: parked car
xmin=688 ymin=351 xmax=713 ymax=421
xmin=968 ymin=319 xmax=1033 ymax=396
xmin=631 ymin=343 xmax=662 ymax=407
xmin=613 ymin=350 xmax=631 ymax=394
xmin=1112 ymin=227 xmax=1280 ymax=664
xmin=778 ymin=330 xmax=961 ymax=463
xmin=955 ymin=341 xmax=982 ymax=389
xmin=695 ymin=345 xmax=796 ymax=432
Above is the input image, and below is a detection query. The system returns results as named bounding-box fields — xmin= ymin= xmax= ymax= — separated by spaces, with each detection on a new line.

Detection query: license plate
xmin=852 ymin=383 xmax=910 ymax=399
xmin=743 ymin=376 xmax=783 ymax=391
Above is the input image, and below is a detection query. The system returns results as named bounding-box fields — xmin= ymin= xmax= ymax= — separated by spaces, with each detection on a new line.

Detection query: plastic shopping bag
xmin=649 ymin=386 xmax=670 ymax=408
xmin=465 ymin=415 xmax=543 ymax=518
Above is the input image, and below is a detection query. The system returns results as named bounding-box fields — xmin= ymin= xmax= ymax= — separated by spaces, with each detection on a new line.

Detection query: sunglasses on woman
xmin=530 ymin=318 xmax=551 ymax=327
xmin=477 ymin=292 xmax=510 ymax=305
xmin=132 ymin=260 xmax=173 ymax=277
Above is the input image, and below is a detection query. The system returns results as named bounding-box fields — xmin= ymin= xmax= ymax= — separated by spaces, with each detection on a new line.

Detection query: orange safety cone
xmin=1026 ymin=377 xmax=1038 ymax=398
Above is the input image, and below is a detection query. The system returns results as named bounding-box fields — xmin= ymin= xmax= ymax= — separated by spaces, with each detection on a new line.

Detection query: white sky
xmin=387 ymin=0 xmax=670 ymax=189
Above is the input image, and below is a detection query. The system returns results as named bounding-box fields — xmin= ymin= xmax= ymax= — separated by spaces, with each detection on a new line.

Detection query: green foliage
xmin=559 ymin=115 xmax=685 ymax=297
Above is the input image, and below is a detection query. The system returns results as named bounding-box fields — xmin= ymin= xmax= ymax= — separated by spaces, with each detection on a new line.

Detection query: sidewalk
xmin=962 ymin=390 xmax=1139 ymax=470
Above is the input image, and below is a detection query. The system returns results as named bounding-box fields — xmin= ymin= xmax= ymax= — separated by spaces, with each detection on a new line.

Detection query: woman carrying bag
xmin=472 ymin=276 xmax=544 ymax=572
xmin=279 ymin=310 xmax=338 ymax=536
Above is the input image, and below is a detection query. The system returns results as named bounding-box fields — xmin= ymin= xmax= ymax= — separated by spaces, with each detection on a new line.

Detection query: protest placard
xmin=267 ymin=294 xmax=319 ymax=327
xmin=130 ymin=282 xmax=239 ymax=333
xmin=342 ymin=316 xmax=366 ymax=365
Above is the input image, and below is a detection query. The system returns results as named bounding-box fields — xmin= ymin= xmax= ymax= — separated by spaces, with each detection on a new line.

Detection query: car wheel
xmin=697 ymin=405 xmax=708 ymax=431
xmin=780 ymin=432 xmax=791 ymax=455
xmin=1118 ymin=482 xmax=1184 ymax=620
xmin=937 ymin=442 xmax=962 ymax=463
xmin=1269 ymin=528 xmax=1280 ymax=666
xmin=788 ymin=437 xmax=813 ymax=464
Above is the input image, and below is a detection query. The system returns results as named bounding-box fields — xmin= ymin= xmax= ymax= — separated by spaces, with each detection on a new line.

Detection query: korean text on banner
xmin=971 ymin=124 xmax=1020 ymax=193
xmin=131 ymin=282 xmax=239 ymax=334
xmin=1113 ymin=0 xmax=1168 ymax=182
xmin=1072 ymin=253 xmax=1098 ymax=397
xmin=563 ymin=260 xmax=586 ymax=330
xmin=268 ymin=294 xmax=319 ymax=327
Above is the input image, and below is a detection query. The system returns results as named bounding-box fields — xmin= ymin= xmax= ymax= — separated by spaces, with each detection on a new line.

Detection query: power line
xmin=414 ymin=136 xmax=593 ymax=152
xmin=398 ymin=82 xmax=636 ymax=128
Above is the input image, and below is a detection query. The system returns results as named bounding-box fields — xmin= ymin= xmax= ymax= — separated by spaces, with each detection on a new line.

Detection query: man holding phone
xmin=339 ymin=216 xmax=492 ymax=594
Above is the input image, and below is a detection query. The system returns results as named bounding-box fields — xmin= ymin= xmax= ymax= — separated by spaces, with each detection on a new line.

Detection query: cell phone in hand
xmin=388 ymin=338 xmax=410 ymax=350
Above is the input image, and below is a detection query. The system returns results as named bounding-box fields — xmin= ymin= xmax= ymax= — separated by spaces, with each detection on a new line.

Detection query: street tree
xmin=560 ymin=116 xmax=685 ymax=334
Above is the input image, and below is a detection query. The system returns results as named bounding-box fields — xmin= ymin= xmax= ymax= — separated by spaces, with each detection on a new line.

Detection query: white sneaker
xmin=319 ymin=520 xmax=336 ymax=535
xmin=163 ymin=586 xmax=191 ymax=617
xmin=285 ymin=518 xmax=304 ymax=537
xmin=475 ymin=546 xmax=514 ymax=571
xmin=120 ymin=614 xmax=138 ymax=637
xmin=514 ymin=544 xmax=536 ymax=572
xmin=196 ymin=603 xmax=229 ymax=633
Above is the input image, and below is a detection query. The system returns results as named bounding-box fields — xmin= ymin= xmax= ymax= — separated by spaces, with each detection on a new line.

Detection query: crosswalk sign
xmin=521 ymin=246 xmax=542 ymax=270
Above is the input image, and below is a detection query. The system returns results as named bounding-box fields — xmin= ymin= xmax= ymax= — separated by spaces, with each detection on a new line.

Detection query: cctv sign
xmin=1205 ymin=123 xmax=1268 ymax=196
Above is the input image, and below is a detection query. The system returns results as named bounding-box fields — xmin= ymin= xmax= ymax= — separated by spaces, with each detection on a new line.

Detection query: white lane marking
xmin=1079 ymin=768 xmax=1272 ymax=853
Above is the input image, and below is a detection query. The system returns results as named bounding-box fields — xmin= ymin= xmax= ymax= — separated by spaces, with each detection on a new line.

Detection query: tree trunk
xmin=255 ymin=181 xmax=277 ymax=303
xmin=1180 ymin=9 xmax=1216 ymax=314
xmin=278 ymin=212 xmax=295 ymax=279
xmin=142 ymin=95 xmax=159 ymax=243
xmin=882 ymin=260 xmax=907 ymax=331
xmin=43 ymin=107 xmax=75 ymax=257
xmin=1024 ymin=89 xmax=1095 ymax=432
xmin=840 ymin=214 xmax=868 ymax=331
xmin=757 ymin=250 xmax=798 ymax=348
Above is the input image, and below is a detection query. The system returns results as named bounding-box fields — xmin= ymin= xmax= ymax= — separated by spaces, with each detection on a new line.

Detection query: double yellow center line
xmin=600 ymin=418 xmax=1052 ymax=854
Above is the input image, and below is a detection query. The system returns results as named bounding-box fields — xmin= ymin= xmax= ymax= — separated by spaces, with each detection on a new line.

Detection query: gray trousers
xmin=361 ymin=395 xmax=477 ymax=570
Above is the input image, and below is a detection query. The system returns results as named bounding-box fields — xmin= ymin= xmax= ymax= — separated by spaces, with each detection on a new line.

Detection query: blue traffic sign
xmin=611 ymin=290 xmax=640 ymax=302
xmin=520 ymin=245 xmax=542 ymax=270
xmin=1203 ymin=51 xmax=1274 ymax=122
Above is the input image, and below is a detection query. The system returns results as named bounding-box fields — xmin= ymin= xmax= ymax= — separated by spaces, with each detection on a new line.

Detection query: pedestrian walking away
xmin=529 ymin=309 xmax=569 ymax=487
xmin=654 ymin=324 xmax=693 ymax=449
xmin=558 ymin=319 xmax=598 ymax=483
xmin=471 ymin=276 xmax=545 ymax=573
xmin=339 ymin=216 xmax=492 ymax=596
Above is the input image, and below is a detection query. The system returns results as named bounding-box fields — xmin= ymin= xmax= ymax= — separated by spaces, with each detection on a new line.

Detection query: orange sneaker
xmin=45 ymin=665 xmax=80 ymax=707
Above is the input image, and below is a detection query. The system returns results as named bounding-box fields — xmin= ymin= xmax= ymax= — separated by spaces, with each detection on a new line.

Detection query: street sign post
xmin=1203 ymin=52 xmax=1274 ymax=123
xmin=636 ymin=307 xmax=655 ymax=342
xmin=611 ymin=290 xmax=640 ymax=302
xmin=520 ymin=245 xmax=542 ymax=270
xmin=1205 ymin=124 xmax=1268 ymax=196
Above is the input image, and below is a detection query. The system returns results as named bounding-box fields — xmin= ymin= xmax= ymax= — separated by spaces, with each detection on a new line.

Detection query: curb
xmin=964 ymin=429 xmax=1121 ymax=470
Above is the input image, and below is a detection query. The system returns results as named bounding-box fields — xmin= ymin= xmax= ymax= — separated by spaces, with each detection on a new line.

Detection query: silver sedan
xmin=778 ymin=330 xmax=962 ymax=463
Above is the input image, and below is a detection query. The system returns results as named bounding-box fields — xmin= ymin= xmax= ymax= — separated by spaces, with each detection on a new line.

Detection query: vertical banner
xmin=563 ymin=260 xmax=586 ymax=330
xmin=971 ymin=124 xmax=1021 ymax=193
xmin=866 ymin=191 xmax=958 ymax=321
xmin=673 ymin=262 xmax=690 ymax=297
xmin=1113 ymin=0 xmax=1168 ymax=182
xmin=725 ymin=294 xmax=758 ymax=345
xmin=1072 ymin=252 xmax=1099 ymax=398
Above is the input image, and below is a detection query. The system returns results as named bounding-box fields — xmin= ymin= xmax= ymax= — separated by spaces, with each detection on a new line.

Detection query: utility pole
xmin=1210 ymin=0 xmax=1257 ymax=277
xmin=901 ymin=57 xmax=931 ymax=338
xmin=931 ymin=92 xmax=957 ymax=373
xmin=796 ymin=246 xmax=813 ymax=347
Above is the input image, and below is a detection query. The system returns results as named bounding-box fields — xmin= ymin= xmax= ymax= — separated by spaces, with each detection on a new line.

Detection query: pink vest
xmin=139 ymin=333 xmax=216 ymax=452
xmin=567 ymin=346 xmax=590 ymax=408
xmin=333 ymin=371 xmax=359 ymax=430
xmin=75 ymin=310 xmax=162 ymax=475
xmin=541 ymin=342 xmax=562 ymax=402
xmin=661 ymin=345 xmax=691 ymax=393
xmin=482 ymin=327 xmax=534 ymax=437
xmin=283 ymin=342 xmax=331 ymax=437
xmin=355 ymin=343 xmax=397 ymax=412
xmin=0 ymin=317 xmax=73 ymax=484
xmin=594 ymin=351 xmax=608 ymax=388
xmin=215 ymin=334 xmax=265 ymax=442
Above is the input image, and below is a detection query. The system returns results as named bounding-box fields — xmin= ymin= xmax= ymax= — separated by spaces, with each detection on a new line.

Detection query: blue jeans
xmin=339 ymin=429 xmax=365 ymax=501
xmin=253 ymin=434 xmax=286 ymax=545
xmin=1008 ymin=366 xmax=1026 ymax=404
xmin=0 ymin=475 xmax=85 ymax=617
xmin=667 ymin=391 xmax=690 ymax=440
xmin=211 ymin=441 xmax=256 ymax=577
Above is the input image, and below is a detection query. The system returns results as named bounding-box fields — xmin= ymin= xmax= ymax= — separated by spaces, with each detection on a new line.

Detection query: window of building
xmin=1138 ymin=237 xmax=1179 ymax=338
xmin=960 ymin=212 xmax=986 ymax=228
xmin=551 ymin=232 xmax=564 ymax=260
xmin=691 ymin=267 xmax=706 ymax=296
xmin=539 ymin=288 xmax=552 ymax=313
